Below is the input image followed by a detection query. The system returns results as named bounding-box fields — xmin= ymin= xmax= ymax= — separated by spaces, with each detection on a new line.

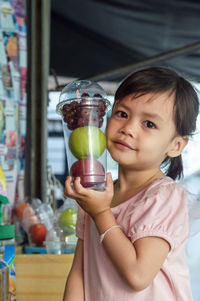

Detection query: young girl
xmin=63 ymin=66 xmax=199 ymax=301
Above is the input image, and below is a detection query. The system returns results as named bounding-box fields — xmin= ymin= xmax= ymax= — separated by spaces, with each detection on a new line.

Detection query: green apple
xmin=59 ymin=208 xmax=77 ymax=227
xmin=69 ymin=126 xmax=106 ymax=159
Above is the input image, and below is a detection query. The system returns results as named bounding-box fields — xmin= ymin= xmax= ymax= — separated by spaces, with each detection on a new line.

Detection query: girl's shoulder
xmin=134 ymin=177 xmax=189 ymax=224
xmin=144 ymin=176 xmax=186 ymax=200
xmin=126 ymin=176 xmax=187 ymax=212
xmin=112 ymin=176 xmax=186 ymax=212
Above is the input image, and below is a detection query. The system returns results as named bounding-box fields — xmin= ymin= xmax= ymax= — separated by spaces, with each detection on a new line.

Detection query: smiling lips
xmin=114 ymin=139 xmax=135 ymax=150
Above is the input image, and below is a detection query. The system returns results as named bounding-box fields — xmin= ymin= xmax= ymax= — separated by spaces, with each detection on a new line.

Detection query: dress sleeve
xmin=128 ymin=182 xmax=189 ymax=251
xmin=76 ymin=205 xmax=85 ymax=240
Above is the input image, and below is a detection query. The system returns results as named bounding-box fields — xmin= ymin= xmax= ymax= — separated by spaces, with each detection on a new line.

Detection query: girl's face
xmin=106 ymin=92 xmax=187 ymax=172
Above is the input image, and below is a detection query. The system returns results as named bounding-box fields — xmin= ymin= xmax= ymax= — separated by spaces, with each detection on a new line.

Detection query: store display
xmin=44 ymin=198 xmax=78 ymax=254
xmin=0 ymin=0 xmax=27 ymax=220
xmin=16 ymin=198 xmax=53 ymax=247
xmin=14 ymin=200 xmax=28 ymax=220
xmin=0 ymin=195 xmax=16 ymax=301
xmin=0 ymin=242 xmax=9 ymax=301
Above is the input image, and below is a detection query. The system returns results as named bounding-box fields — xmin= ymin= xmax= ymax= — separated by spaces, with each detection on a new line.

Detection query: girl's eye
xmin=143 ymin=120 xmax=156 ymax=129
xmin=115 ymin=110 xmax=128 ymax=118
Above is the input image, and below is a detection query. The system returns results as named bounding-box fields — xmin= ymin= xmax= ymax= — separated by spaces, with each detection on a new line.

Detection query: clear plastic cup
xmin=56 ymin=80 xmax=111 ymax=190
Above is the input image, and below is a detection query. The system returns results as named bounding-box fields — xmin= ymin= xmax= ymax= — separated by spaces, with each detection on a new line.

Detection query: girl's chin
xmin=109 ymin=154 xmax=132 ymax=165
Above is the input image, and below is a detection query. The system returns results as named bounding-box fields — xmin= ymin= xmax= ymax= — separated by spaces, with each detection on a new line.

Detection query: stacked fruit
xmin=61 ymin=93 xmax=107 ymax=188
xmin=61 ymin=93 xmax=106 ymax=130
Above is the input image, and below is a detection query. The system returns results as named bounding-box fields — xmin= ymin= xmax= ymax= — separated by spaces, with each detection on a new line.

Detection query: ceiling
xmin=50 ymin=0 xmax=200 ymax=85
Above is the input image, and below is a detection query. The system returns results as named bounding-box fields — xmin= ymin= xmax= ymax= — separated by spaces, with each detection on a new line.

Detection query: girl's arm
xmin=94 ymin=208 xmax=170 ymax=291
xmin=62 ymin=239 xmax=84 ymax=301
xmin=64 ymin=174 xmax=170 ymax=292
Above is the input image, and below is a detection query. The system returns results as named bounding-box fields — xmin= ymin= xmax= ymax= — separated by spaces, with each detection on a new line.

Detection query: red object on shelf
xmin=29 ymin=223 xmax=47 ymax=246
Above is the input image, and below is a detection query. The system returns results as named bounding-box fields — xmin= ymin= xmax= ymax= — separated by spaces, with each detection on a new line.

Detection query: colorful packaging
xmin=4 ymin=242 xmax=16 ymax=300
xmin=0 ymin=168 xmax=16 ymax=300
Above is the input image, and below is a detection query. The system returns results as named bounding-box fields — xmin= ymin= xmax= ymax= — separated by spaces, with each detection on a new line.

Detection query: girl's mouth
xmin=114 ymin=139 xmax=135 ymax=150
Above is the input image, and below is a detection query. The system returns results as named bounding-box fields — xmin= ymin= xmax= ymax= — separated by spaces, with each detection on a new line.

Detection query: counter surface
xmin=16 ymin=254 xmax=74 ymax=301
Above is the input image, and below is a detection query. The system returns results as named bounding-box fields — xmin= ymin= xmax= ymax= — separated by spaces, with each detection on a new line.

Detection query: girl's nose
xmin=120 ymin=122 xmax=135 ymax=137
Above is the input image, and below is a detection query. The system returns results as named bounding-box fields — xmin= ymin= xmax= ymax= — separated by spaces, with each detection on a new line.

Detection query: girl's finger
xmin=65 ymin=175 xmax=73 ymax=186
xmin=105 ymin=172 xmax=114 ymax=194
xmin=73 ymin=177 xmax=86 ymax=195
xmin=64 ymin=176 xmax=77 ymax=197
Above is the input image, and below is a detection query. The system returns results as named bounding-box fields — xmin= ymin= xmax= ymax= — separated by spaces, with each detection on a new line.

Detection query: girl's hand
xmin=64 ymin=172 xmax=114 ymax=219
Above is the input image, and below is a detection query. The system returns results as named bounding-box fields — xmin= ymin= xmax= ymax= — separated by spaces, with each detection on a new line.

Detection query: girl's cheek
xmin=106 ymin=119 xmax=112 ymax=134
xmin=105 ymin=123 xmax=109 ymax=136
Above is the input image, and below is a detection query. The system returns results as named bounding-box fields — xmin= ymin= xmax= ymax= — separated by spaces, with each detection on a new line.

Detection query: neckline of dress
xmin=111 ymin=176 xmax=172 ymax=211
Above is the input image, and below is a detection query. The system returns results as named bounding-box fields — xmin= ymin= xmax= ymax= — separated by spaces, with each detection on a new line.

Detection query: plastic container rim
xmin=56 ymin=97 xmax=111 ymax=115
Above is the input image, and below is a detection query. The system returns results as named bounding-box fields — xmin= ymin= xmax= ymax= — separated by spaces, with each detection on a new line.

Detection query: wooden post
xmin=25 ymin=0 xmax=51 ymax=201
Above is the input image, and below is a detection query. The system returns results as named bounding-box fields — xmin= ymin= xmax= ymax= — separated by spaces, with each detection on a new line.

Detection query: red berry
xmin=98 ymin=100 xmax=106 ymax=111
xmin=68 ymin=118 xmax=75 ymax=125
xmin=94 ymin=93 xmax=102 ymax=98
xmin=63 ymin=116 xmax=68 ymax=123
xmin=68 ymin=125 xmax=74 ymax=130
xmin=76 ymin=106 xmax=81 ymax=114
xmin=62 ymin=103 xmax=71 ymax=111
xmin=90 ymin=116 xmax=99 ymax=126
xmin=81 ymin=107 xmax=91 ymax=118
xmin=77 ymin=117 xmax=85 ymax=127
xmin=99 ymin=117 xmax=104 ymax=127
xmin=70 ymin=101 xmax=78 ymax=108
xmin=91 ymin=107 xmax=99 ymax=114
xmin=99 ymin=110 xmax=105 ymax=117
xmin=81 ymin=93 xmax=89 ymax=98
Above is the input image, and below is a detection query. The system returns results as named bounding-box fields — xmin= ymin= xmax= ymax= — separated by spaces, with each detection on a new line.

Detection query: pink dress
xmin=76 ymin=177 xmax=193 ymax=301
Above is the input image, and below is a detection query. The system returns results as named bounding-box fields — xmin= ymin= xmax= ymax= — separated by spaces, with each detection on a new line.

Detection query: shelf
xmin=16 ymin=254 xmax=74 ymax=301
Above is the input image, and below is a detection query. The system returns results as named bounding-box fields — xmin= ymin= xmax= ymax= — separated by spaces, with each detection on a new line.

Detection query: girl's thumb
xmin=106 ymin=172 xmax=113 ymax=192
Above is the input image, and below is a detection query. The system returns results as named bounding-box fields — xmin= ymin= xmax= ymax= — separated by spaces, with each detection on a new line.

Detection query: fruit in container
xmin=29 ymin=223 xmax=47 ymax=246
xmin=58 ymin=208 xmax=77 ymax=227
xmin=14 ymin=201 xmax=29 ymax=220
xmin=70 ymin=158 xmax=105 ymax=187
xmin=21 ymin=205 xmax=38 ymax=232
xmin=61 ymin=96 xmax=106 ymax=129
xmin=69 ymin=126 xmax=106 ymax=159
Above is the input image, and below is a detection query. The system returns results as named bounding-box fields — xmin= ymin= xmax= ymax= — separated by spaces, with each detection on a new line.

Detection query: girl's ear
xmin=167 ymin=136 xmax=189 ymax=158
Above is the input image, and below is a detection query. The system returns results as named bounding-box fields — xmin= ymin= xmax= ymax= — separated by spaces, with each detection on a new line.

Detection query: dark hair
xmin=114 ymin=66 xmax=199 ymax=180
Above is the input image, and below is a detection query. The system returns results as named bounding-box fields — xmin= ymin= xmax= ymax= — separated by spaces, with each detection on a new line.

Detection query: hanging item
xmin=0 ymin=0 xmax=27 ymax=221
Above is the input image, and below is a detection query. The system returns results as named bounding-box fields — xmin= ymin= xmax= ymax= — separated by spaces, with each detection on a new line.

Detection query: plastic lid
xmin=56 ymin=80 xmax=111 ymax=115
xmin=0 ymin=225 xmax=15 ymax=240
xmin=59 ymin=80 xmax=106 ymax=102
